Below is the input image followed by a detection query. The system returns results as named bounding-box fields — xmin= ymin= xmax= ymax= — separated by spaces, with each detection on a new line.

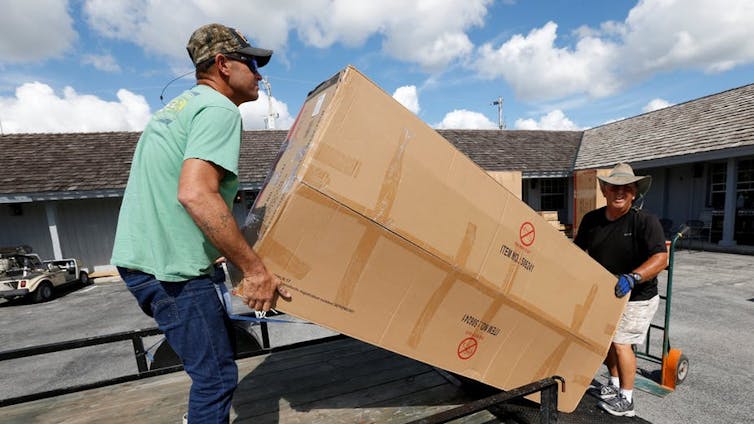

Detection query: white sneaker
xmin=588 ymin=383 xmax=619 ymax=400
xmin=182 ymin=412 xmax=188 ymax=424
xmin=598 ymin=394 xmax=636 ymax=417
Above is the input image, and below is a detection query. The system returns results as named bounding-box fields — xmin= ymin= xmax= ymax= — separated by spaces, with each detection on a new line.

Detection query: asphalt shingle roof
xmin=1 ymin=129 xmax=576 ymax=196
xmin=0 ymin=131 xmax=140 ymax=195
xmin=238 ymin=130 xmax=288 ymax=184
xmin=0 ymin=131 xmax=289 ymax=195
xmin=439 ymin=129 xmax=582 ymax=175
xmin=3 ymin=78 xmax=752 ymax=198
xmin=576 ymin=83 xmax=754 ymax=169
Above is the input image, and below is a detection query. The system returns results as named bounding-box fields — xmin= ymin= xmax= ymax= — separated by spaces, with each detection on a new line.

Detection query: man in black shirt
xmin=574 ymin=163 xmax=668 ymax=417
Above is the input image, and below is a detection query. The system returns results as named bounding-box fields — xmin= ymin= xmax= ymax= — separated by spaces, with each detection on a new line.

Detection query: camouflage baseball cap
xmin=186 ymin=23 xmax=272 ymax=68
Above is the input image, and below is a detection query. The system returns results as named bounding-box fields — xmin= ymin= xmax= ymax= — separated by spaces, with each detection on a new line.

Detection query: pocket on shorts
xmin=616 ymin=296 xmax=659 ymax=343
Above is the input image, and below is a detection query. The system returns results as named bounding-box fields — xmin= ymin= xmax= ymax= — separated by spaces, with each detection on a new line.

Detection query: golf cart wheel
xmin=79 ymin=271 xmax=90 ymax=285
xmin=676 ymin=354 xmax=689 ymax=385
xmin=32 ymin=281 xmax=54 ymax=303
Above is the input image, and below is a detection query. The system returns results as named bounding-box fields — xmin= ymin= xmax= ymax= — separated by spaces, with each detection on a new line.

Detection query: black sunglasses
xmin=223 ymin=53 xmax=259 ymax=75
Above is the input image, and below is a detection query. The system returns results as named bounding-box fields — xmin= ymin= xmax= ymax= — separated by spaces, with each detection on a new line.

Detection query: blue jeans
xmin=118 ymin=267 xmax=238 ymax=423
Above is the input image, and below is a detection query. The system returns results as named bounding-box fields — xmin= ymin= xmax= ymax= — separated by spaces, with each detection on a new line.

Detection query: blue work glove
xmin=615 ymin=274 xmax=636 ymax=298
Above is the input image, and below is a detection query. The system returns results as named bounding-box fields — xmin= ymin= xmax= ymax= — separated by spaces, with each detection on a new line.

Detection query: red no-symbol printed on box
xmin=457 ymin=337 xmax=478 ymax=360
xmin=519 ymin=221 xmax=536 ymax=247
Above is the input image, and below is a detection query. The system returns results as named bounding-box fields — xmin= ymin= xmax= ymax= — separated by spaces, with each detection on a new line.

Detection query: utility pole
xmin=262 ymin=77 xmax=279 ymax=130
xmin=492 ymin=96 xmax=505 ymax=130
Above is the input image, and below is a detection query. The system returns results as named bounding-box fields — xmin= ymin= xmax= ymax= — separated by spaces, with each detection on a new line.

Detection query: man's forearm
xmin=182 ymin=191 xmax=264 ymax=276
xmin=633 ymin=252 xmax=668 ymax=282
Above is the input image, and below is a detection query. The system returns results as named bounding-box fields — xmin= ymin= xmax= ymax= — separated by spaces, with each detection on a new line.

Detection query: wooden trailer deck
xmin=1 ymin=336 xmax=648 ymax=423
xmin=2 ymin=337 xmax=481 ymax=423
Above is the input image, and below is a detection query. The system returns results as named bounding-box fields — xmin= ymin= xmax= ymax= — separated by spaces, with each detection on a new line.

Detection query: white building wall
xmin=2 ymin=194 xmax=255 ymax=271
xmin=641 ymin=163 xmax=710 ymax=231
xmin=56 ymin=198 xmax=122 ymax=269
xmin=642 ymin=168 xmax=667 ymax=218
xmin=0 ymin=203 xmax=55 ymax=258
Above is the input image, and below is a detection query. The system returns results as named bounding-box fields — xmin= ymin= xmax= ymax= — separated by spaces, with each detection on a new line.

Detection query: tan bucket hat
xmin=598 ymin=163 xmax=652 ymax=197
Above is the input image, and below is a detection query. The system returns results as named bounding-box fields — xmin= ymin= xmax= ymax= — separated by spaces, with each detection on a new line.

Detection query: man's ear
xmin=214 ymin=53 xmax=232 ymax=76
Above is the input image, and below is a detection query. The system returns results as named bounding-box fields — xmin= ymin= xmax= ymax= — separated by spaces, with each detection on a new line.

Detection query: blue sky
xmin=1 ymin=0 xmax=753 ymax=134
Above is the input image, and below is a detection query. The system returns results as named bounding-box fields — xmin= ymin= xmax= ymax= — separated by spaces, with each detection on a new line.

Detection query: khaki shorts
xmin=614 ymin=295 xmax=660 ymax=345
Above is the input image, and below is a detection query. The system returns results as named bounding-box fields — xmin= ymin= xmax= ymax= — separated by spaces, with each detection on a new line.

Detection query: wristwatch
xmin=631 ymin=272 xmax=643 ymax=283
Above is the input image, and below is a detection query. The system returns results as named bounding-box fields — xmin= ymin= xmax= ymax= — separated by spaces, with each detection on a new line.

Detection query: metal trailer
xmin=0 ymin=317 xmax=565 ymax=423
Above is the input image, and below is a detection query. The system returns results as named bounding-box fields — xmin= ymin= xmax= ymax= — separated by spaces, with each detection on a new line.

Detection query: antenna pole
xmin=262 ymin=78 xmax=278 ymax=130
xmin=492 ymin=97 xmax=505 ymax=130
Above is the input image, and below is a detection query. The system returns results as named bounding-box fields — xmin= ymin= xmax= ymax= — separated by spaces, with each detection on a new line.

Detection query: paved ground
xmin=0 ymin=279 xmax=335 ymax=403
xmin=596 ymin=249 xmax=754 ymax=424
xmin=1 ymin=249 xmax=752 ymax=423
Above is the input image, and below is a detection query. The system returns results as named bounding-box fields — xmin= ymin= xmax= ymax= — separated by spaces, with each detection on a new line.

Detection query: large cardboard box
xmin=236 ymin=66 xmax=626 ymax=412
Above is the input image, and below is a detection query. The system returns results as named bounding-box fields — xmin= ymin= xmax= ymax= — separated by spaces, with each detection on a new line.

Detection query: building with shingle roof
xmin=577 ymin=83 xmax=754 ymax=170
xmin=578 ymin=83 xmax=754 ymax=249
xmin=1 ymin=83 xmax=753 ymax=269
xmin=439 ymin=129 xmax=582 ymax=178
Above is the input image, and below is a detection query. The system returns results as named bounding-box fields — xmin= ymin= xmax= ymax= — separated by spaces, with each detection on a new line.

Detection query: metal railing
xmin=0 ymin=313 xmax=343 ymax=407
xmin=2 ymin=313 xmax=564 ymax=424
xmin=408 ymin=376 xmax=565 ymax=424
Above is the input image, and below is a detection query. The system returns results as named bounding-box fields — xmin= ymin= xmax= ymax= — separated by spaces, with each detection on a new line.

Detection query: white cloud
xmin=0 ymin=80 xmax=294 ymax=133
xmin=82 ymin=54 xmax=121 ymax=72
xmin=0 ymin=0 xmax=77 ymax=63
xmin=434 ymin=109 xmax=497 ymax=129
xmin=473 ymin=21 xmax=620 ymax=101
xmin=514 ymin=110 xmax=580 ymax=130
xmin=621 ymin=0 xmax=754 ymax=75
xmin=239 ymin=91 xmax=294 ymax=130
xmin=392 ymin=85 xmax=420 ymax=114
xmin=0 ymin=82 xmax=151 ymax=133
xmin=642 ymin=98 xmax=673 ymax=113
xmin=81 ymin=0 xmax=492 ymax=70
xmin=473 ymin=0 xmax=754 ymax=101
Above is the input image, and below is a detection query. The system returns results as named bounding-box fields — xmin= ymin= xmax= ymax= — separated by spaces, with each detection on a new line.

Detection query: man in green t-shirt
xmin=111 ymin=23 xmax=290 ymax=423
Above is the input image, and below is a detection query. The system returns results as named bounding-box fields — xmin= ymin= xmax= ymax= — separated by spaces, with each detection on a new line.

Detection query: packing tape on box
xmin=504 ymin=294 xmax=604 ymax=355
xmin=573 ymin=374 xmax=593 ymax=387
xmin=532 ymin=339 xmax=592 ymax=396
xmin=335 ymin=226 xmax=380 ymax=306
xmin=408 ymin=222 xmax=477 ymax=348
xmin=313 ymin=143 xmax=362 ymax=178
xmin=535 ymin=338 xmax=570 ymax=378
xmin=370 ymin=127 xmax=412 ymax=221
xmin=333 ymin=128 xmax=413 ymax=306
xmin=257 ymin=237 xmax=312 ymax=279
xmin=500 ymin=246 xmax=522 ymax=295
xmin=571 ymin=284 xmax=598 ymax=331
xmin=305 ymin=143 xmax=362 ymax=189
xmin=405 ymin=257 xmax=606 ymax=355
xmin=303 ymin=165 xmax=331 ymax=188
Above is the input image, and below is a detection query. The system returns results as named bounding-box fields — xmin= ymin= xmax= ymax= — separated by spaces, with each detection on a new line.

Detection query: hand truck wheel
xmin=675 ymin=353 xmax=689 ymax=385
